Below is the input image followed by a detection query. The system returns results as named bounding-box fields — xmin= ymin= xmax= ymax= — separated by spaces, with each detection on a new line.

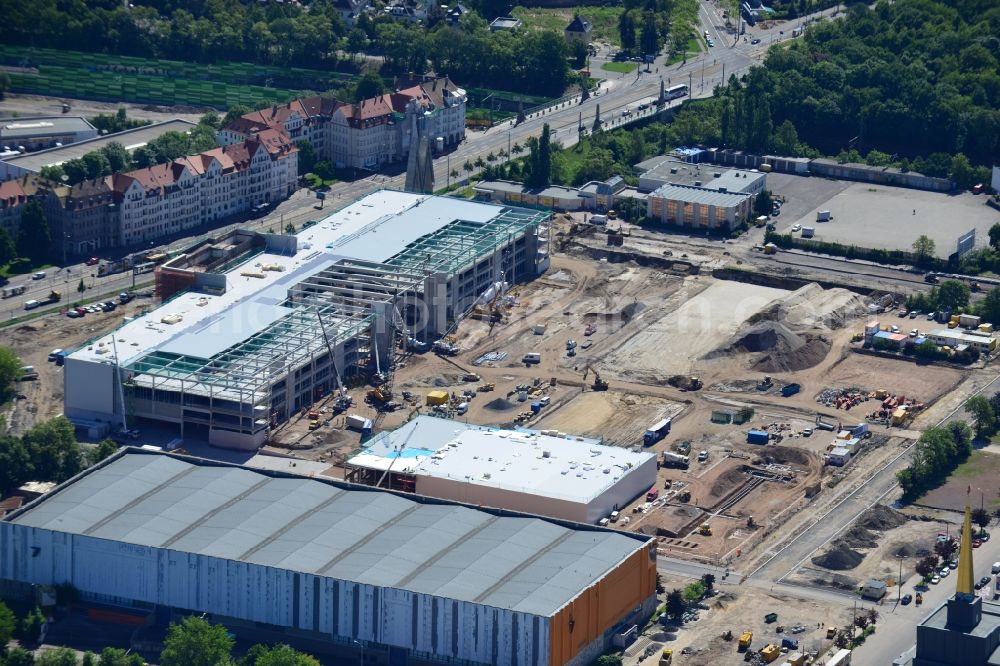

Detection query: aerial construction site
xmin=6 ymin=182 xmax=992 ymax=666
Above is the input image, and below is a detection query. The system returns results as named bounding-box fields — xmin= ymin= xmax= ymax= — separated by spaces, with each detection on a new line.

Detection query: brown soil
xmin=811 ymin=542 xmax=864 ymax=570
xmin=752 ymin=445 xmax=812 ymax=467
xmin=710 ymin=468 xmax=747 ymax=497
xmin=859 ymin=505 xmax=908 ymax=531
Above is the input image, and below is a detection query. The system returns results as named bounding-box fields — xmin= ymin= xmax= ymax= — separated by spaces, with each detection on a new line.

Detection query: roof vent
xmin=714 ymin=172 xmax=722 ymax=177
xmin=542 ymin=450 xmax=551 ymax=458
xmin=694 ymin=180 xmax=702 ymax=187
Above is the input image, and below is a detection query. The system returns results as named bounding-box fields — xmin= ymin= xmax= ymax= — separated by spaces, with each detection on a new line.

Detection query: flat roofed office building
xmin=345 ymin=416 xmax=657 ymax=524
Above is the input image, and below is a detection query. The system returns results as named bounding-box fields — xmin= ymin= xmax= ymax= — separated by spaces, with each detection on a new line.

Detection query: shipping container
xmin=747 ymin=430 xmax=769 ymax=445
xmin=345 ymin=414 xmax=372 ymax=431
xmin=959 ymin=314 xmax=981 ymax=328
xmin=425 ymin=390 xmax=449 ymax=406
xmin=816 ymin=210 xmax=831 ymax=222
xmin=800 ymin=227 xmax=815 ymax=238
xmin=780 ymin=383 xmax=801 ymax=397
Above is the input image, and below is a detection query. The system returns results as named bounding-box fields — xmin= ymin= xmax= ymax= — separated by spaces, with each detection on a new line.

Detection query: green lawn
xmin=512 ymin=6 xmax=625 ymax=46
xmin=601 ymin=61 xmax=639 ymax=74
xmin=666 ymin=32 xmax=704 ymax=65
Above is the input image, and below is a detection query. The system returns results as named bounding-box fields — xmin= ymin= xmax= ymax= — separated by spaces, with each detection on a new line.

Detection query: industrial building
xmin=62 ymin=191 xmax=550 ymax=449
xmin=0 ymin=119 xmax=197 ymax=180
xmin=633 ymin=156 xmax=767 ymax=196
xmin=0 ymin=116 xmax=98 ymax=153
xmin=344 ymin=416 xmax=657 ymax=524
xmin=924 ymin=328 xmax=997 ymax=353
xmin=0 ymin=450 xmax=658 ymax=666
xmin=646 ymin=184 xmax=755 ymax=231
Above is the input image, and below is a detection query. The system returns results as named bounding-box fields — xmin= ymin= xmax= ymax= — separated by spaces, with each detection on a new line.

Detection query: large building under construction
xmin=63 ymin=191 xmax=550 ymax=449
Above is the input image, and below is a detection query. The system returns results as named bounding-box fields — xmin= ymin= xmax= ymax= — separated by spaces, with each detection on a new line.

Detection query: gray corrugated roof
xmin=649 ymin=183 xmax=750 ymax=207
xmin=9 ymin=452 xmax=650 ymax=617
xmin=3 ymin=120 xmax=197 ymax=172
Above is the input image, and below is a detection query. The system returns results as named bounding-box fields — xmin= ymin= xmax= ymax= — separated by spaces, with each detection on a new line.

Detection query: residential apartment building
xmin=0 ymin=134 xmax=297 ymax=253
xmin=112 ymin=132 xmax=297 ymax=246
xmin=0 ymin=180 xmax=27 ymax=237
xmin=219 ymin=77 xmax=466 ymax=172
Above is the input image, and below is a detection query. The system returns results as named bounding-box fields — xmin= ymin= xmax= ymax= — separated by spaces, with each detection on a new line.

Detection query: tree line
xmin=39 ymin=114 xmax=221 ymax=187
xmin=896 ymin=422 xmax=973 ymax=500
xmin=711 ymin=0 xmax=1000 ymax=171
xmin=0 ymin=610 xmax=322 ymax=666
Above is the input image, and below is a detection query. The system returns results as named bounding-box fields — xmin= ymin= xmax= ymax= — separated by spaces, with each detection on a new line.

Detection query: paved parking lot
xmin=766 ymin=174 xmax=1000 ymax=257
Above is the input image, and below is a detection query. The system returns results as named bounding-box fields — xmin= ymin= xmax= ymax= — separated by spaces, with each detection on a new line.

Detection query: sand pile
xmin=840 ymin=526 xmax=878 ymax=549
xmin=812 ymin=542 xmax=864 ymax=570
xmin=859 ymin=505 xmax=908 ymax=531
xmin=753 ymin=335 xmax=831 ymax=372
xmin=706 ymin=319 xmax=831 ymax=372
xmin=750 ymin=283 xmax=868 ymax=330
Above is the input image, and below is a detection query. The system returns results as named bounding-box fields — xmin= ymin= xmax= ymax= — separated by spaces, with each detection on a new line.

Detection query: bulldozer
xmin=698 ymin=522 xmax=712 ymax=536
xmin=477 ymin=383 xmax=496 ymax=392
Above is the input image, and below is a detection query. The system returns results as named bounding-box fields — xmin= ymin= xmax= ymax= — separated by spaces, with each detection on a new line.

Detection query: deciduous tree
xmin=160 ymin=616 xmax=234 ymax=666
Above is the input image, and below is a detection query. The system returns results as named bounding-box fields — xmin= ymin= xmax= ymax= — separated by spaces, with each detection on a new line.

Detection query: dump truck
xmin=738 ymin=631 xmax=753 ymax=651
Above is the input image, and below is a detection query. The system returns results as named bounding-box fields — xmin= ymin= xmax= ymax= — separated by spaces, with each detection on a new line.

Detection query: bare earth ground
xmin=532 ymin=391 xmax=685 ymax=447
xmin=0 ymin=93 xmax=207 ymax=123
xmin=918 ymin=450 xmax=1000 ymax=512
xmin=1 ymin=297 xmax=154 ymax=435
xmin=821 ymin=353 xmax=964 ymax=405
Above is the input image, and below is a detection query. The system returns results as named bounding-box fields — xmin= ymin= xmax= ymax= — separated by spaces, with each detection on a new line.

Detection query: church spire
xmin=956 ymin=485 xmax=975 ymax=597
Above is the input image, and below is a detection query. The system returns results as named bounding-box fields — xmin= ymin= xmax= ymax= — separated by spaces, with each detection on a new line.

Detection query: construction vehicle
xmin=308 ymin=420 xmax=321 ymax=431
xmin=583 ymin=365 xmax=609 ymax=391
xmin=307 ymin=410 xmax=320 ymax=420
xmin=698 ymin=522 xmax=712 ymax=536
xmin=677 ymin=490 xmax=691 ymax=502
xmin=826 ymin=626 xmax=837 ymax=639
xmin=757 ymin=375 xmax=773 ymax=390
xmin=738 ymin=630 xmax=753 ymax=651
xmin=658 ymin=648 xmax=673 ymax=665
xmin=367 ymin=387 xmax=391 ymax=404
xmin=747 ymin=515 xmax=756 ymax=528
xmin=759 ymin=644 xmax=780 ymax=663
xmin=477 ymin=383 xmax=495 ymax=392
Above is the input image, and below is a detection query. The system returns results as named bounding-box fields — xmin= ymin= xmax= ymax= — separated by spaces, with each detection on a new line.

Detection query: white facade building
xmin=219 ymin=78 xmax=466 ymax=172
xmin=345 ymin=416 xmax=657 ymax=524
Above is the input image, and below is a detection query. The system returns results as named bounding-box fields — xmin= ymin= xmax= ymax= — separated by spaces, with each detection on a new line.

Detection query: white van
xmin=456 ymin=402 xmax=469 ymax=415
xmin=23 ymin=299 xmax=40 ymax=310
xmin=590 ymin=214 xmax=607 ymax=226
xmin=610 ymin=511 xmax=620 ymax=523
xmin=522 ymin=352 xmax=541 ymax=364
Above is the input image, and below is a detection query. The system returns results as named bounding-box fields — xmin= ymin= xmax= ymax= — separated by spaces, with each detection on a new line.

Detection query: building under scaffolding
xmin=63 ymin=190 xmax=550 ymax=450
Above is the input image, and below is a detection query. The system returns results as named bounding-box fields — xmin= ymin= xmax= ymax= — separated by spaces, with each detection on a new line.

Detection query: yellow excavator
xmin=583 ymin=365 xmax=609 ymax=391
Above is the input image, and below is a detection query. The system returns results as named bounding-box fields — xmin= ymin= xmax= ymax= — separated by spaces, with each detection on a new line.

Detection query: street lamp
xmin=896 ymin=553 xmax=907 ymax=604
xmin=353 ymin=639 xmax=365 ymax=665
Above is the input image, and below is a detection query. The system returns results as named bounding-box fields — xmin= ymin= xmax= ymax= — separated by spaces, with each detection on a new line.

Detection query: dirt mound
xmin=484 ymin=397 xmax=518 ymax=411
xmin=752 ymin=335 xmax=831 ymax=372
xmin=621 ymin=301 xmax=647 ymax=323
xmin=748 ymin=283 xmax=868 ymax=330
xmin=755 ymin=446 xmax=811 ymax=466
xmin=710 ymin=468 xmax=747 ymax=497
xmin=859 ymin=505 xmax=908 ymax=531
xmin=812 ymin=542 xmax=864 ymax=570
xmin=706 ymin=319 xmax=831 ymax=372
xmin=840 ymin=526 xmax=878 ymax=549
xmin=667 ymin=375 xmax=702 ymax=391
xmin=15 ymin=325 xmax=39 ymax=333
xmin=892 ymin=542 xmax=928 ymax=558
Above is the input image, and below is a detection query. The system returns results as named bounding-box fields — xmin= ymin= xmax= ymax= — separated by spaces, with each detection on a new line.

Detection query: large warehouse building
xmin=0 ymin=450 xmax=657 ymax=666
xmin=344 ymin=416 xmax=657 ymax=524
xmin=63 ymin=191 xmax=550 ymax=449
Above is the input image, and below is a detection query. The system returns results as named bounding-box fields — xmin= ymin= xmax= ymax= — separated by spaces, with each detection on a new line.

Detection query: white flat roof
xmin=70 ymin=191 xmax=516 ymax=366
xmin=347 ymin=416 xmax=654 ymax=504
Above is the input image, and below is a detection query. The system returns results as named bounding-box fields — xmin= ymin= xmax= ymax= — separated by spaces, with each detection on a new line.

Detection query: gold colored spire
xmin=956 ymin=485 xmax=975 ymax=597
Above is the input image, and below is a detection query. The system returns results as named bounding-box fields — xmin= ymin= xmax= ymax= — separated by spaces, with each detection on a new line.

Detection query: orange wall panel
xmin=549 ymin=543 xmax=656 ymax=665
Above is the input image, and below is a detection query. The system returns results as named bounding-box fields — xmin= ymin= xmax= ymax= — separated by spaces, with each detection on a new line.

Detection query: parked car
xmin=32 ymin=271 xmax=46 ymax=280
xmin=751 ymin=37 xmax=761 ymax=44
xmin=902 ymin=594 xmax=912 ymax=605
xmin=791 ymin=224 xmax=801 ymax=232
xmin=66 ymin=309 xmax=82 ymax=318
xmin=931 ymin=575 xmax=940 ymax=585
